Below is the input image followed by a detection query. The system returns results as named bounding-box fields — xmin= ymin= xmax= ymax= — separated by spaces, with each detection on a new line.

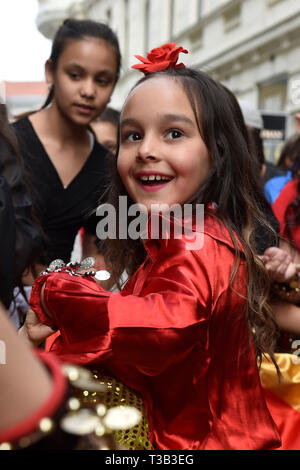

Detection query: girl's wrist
xmin=17 ymin=325 xmax=30 ymax=345
xmin=30 ymin=275 xmax=57 ymax=328
xmin=41 ymin=283 xmax=53 ymax=319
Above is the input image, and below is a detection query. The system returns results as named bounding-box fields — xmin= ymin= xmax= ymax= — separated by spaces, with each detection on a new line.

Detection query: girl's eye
xmin=126 ymin=132 xmax=141 ymax=142
xmin=166 ymin=129 xmax=183 ymax=139
xmin=97 ymin=78 xmax=109 ymax=86
xmin=69 ymin=72 xmax=80 ymax=80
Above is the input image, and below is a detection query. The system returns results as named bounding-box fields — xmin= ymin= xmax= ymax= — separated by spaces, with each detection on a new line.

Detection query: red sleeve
xmin=30 ymin=240 xmax=213 ymax=371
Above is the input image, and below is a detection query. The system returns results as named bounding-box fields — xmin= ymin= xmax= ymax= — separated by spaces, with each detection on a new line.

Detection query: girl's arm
xmin=0 ymin=302 xmax=61 ymax=432
xmin=27 ymin=239 xmax=217 ymax=372
xmin=262 ymin=246 xmax=300 ymax=333
xmin=270 ymin=300 xmax=300 ymax=335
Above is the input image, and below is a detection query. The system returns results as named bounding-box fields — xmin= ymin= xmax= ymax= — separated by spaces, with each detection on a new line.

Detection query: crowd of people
xmin=1 ymin=18 xmax=300 ymax=451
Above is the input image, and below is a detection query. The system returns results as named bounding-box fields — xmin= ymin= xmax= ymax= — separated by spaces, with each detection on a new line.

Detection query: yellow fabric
xmin=260 ymin=353 xmax=300 ymax=411
xmin=77 ymin=370 xmax=152 ymax=450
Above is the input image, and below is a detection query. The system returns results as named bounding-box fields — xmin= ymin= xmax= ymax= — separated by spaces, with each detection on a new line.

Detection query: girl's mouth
xmin=74 ymin=104 xmax=95 ymax=114
xmin=136 ymin=174 xmax=174 ymax=192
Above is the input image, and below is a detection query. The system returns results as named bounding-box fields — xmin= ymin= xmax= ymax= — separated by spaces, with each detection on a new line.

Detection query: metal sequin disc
xmin=61 ymin=365 xmax=107 ymax=392
xmin=103 ymin=406 xmax=142 ymax=430
xmin=48 ymin=259 xmax=65 ymax=271
xmin=60 ymin=409 xmax=100 ymax=435
xmin=80 ymin=257 xmax=95 ymax=270
xmin=94 ymin=270 xmax=111 ymax=281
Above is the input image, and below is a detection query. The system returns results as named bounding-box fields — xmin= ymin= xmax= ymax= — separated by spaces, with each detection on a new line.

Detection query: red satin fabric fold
xmin=30 ymin=214 xmax=280 ymax=450
xmin=263 ymin=389 xmax=300 ymax=450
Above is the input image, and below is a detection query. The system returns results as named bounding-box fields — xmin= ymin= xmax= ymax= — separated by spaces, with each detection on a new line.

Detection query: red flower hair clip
xmin=132 ymin=42 xmax=188 ymax=75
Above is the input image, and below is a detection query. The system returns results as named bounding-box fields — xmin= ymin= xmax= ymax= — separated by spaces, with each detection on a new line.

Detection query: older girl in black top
xmin=13 ymin=19 xmax=121 ymax=269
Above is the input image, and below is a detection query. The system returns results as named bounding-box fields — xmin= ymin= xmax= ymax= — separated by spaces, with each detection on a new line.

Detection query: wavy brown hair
xmin=99 ymin=68 xmax=279 ymax=368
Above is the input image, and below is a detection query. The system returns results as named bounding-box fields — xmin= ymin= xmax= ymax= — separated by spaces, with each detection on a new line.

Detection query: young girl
xmin=20 ymin=44 xmax=281 ymax=450
xmin=91 ymin=106 xmax=120 ymax=155
xmin=13 ymin=19 xmax=121 ymax=272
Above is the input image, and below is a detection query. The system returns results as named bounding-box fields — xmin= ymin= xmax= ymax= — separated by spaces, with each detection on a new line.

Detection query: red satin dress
xmin=30 ymin=213 xmax=280 ymax=450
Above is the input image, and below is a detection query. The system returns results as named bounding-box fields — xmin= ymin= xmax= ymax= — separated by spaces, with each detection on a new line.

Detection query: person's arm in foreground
xmin=0 ymin=302 xmax=54 ymax=430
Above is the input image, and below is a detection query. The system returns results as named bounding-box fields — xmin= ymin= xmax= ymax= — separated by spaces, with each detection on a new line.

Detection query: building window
xmin=259 ymin=81 xmax=287 ymax=111
xmin=259 ymin=79 xmax=287 ymax=163
xmin=223 ymin=4 xmax=241 ymax=33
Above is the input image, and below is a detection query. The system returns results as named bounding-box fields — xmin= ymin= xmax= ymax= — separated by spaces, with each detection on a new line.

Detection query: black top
xmin=13 ymin=117 xmax=109 ymax=265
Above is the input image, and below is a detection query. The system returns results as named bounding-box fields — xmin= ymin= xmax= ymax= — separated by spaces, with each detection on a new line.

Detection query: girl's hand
xmin=262 ymin=246 xmax=297 ymax=283
xmin=18 ymin=308 xmax=54 ymax=347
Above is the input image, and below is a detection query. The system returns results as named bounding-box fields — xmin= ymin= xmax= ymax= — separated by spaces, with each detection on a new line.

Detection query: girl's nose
xmin=136 ymin=136 xmax=160 ymax=161
xmin=80 ymin=79 xmax=96 ymax=99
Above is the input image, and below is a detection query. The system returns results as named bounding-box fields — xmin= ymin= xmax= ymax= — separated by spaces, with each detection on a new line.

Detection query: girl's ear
xmin=45 ymin=59 xmax=54 ymax=87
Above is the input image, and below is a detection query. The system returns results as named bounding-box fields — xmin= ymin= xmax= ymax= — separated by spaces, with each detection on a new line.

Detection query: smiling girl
xmin=20 ymin=44 xmax=281 ymax=450
xmin=13 ymin=19 xmax=121 ymax=270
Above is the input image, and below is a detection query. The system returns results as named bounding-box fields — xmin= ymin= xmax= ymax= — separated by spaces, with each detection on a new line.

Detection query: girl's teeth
xmin=140 ymin=175 xmax=167 ymax=181
xmin=139 ymin=175 xmax=172 ymax=183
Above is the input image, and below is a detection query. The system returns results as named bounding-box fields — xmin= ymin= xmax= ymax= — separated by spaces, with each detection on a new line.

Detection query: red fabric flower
xmin=132 ymin=43 xmax=188 ymax=75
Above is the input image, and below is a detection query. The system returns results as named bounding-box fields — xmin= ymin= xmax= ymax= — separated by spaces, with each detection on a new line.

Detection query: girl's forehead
xmin=121 ymin=76 xmax=190 ymax=115
xmin=57 ymin=38 xmax=117 ymax=65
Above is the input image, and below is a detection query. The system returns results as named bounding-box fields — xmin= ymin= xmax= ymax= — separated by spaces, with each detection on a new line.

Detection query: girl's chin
xmin=135 ymin=201 xmax=175 ymax=213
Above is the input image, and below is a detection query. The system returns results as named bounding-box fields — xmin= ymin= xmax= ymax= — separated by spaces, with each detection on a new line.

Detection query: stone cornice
xmin=175 ymin=0 xmax=243 ymax=43
xmin=36 ymin=0 xmax=98 ymax=39
xmin=195 ymin=11 xmax=300 ymax=74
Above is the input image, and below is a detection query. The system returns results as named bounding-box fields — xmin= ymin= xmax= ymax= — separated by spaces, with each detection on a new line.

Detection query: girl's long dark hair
xmin=0 ymin=104 xmax=24 ymax=198
xmin=100 ymin=68 xmax=279 ymax=368
xmin=284 ymin=136 xmax=300 ymax=241
xmin=0 ymin=104 xmax=42 ymax=304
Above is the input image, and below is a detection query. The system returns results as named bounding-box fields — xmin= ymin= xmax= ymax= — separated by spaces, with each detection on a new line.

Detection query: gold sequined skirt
xmin=76 ymin=369 xmax=153 ymax=450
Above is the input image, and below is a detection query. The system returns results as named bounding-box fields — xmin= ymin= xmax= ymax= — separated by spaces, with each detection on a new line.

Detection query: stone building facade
xmin=36 ymin=0 xmax=300 ymax=158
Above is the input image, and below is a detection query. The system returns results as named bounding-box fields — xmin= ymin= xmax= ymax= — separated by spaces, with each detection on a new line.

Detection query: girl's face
xmin=46 ymin=38 xmax=118 ymax=125
xmin=118 ymin=77 xmax=211 ymax=212
xmin=91 ymin=120 xmax=118 ymax=154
